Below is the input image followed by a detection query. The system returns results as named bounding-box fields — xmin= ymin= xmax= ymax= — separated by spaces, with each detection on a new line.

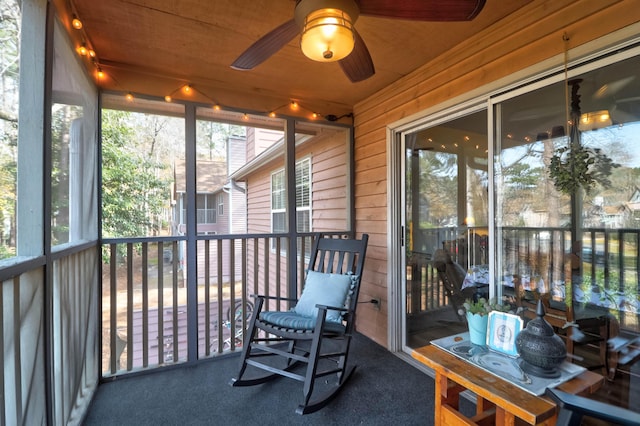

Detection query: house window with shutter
xmin=217 ymin=193 xmax=224 ymax=216
xmin=271 ymin=158 xmax=311 ymax=248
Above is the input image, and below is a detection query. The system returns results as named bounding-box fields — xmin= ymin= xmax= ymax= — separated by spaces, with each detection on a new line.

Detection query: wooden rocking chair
xmin=433 ymin=249 xmax=476 ymax=321
xmin=229 ymin=233 xmax=369 ymax=414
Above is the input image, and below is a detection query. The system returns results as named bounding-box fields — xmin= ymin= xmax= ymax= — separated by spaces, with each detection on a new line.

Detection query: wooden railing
xmin=407 ymin=226 xmax=640 ymax=330
xmin=100 ymin=232 xmax=349 ymax=377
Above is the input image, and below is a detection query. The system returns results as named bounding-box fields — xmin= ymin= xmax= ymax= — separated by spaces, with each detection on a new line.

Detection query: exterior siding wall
xmin=298 ymin=130 xmax=349 ymax=232
xmin=229 ymin=183 xmax=247 ymax=234
xmin=245 ymin=130 xmax=349 ymax=233
xmin=244 ymin=129 xmax=350 ymax=300
xmin=212 ymin=192 xmax=230 ymax=234
xmin=246 ymin=166 xmax=274 ymax=234
xmin=352 ymin=0 xmax=640 ymax=347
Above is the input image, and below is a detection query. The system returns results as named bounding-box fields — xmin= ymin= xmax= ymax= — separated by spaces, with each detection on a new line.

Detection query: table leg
xmin=434 ymin=372 xmax=444 ymax=424
xmin=476 ymin=396 xmax=494 ymax=415
xmin=435 ymin=372 xmax=470 ymax=424
xmin=496 ymin=406 xmax=516 ymax=426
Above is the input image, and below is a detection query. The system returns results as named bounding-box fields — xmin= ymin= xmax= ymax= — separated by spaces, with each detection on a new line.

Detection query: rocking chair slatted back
xmin=433 ymin=248 xmax=476 ymax=321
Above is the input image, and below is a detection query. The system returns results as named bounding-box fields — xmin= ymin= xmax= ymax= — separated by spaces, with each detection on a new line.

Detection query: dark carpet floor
xmin=83 ymin=334 xmax=437 ymax=425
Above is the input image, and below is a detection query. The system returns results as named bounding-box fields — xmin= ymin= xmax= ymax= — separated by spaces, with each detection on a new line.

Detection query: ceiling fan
xmin=231 ymin=0 xmax=486 ymax=82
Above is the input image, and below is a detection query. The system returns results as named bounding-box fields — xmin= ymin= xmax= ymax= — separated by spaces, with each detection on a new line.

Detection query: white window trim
xmin=270 ymin=156 xmax=312 ymax=236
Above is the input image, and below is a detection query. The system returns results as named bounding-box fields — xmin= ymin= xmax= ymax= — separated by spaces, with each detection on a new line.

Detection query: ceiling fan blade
xmin=358 ymin=0 xmax=486 ymax=21
xmin=339 ymin=30 xmax=375 ymax=83
xmin=231 ymin=19 xmax=300 ymax=70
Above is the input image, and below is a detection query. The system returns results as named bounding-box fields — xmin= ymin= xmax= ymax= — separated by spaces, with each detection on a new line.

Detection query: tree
xmin=196 ymin=120 xmax=245 ymax=160
xmin=101 ymin=110 xmax=170 ymax=239
xmin=406 ymin=149 xmax=459 ymax=228
xmin=0 ymin=0 xmax=20 ymax=258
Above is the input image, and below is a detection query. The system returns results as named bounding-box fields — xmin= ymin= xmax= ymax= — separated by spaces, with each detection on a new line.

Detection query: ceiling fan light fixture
xmin=300 ymin=8 xmax=354 ymax=62
xmin=578 ymin=110 xmax=612 ymax=131
xmin=295 ymin=0 xmax=359 ymax=62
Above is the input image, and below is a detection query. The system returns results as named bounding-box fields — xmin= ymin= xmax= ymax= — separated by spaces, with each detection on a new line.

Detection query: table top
xmin=462 ymin=264 xmax=546 ymax=292
xmin=412 ymin=344 xmax=604 ymax=425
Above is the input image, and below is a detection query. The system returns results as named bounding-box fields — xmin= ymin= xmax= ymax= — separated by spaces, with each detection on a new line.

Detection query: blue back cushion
xmin=293 ymin=270 xmax=352 ymax=322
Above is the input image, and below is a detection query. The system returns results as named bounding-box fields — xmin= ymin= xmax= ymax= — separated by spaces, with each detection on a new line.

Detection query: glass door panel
xmin=404 ymin=110 xmax=488 ymax=349
xmin=494 ymin=54 xmax=640 ymax=394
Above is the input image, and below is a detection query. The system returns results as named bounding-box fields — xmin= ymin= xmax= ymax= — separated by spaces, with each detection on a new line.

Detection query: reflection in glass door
xmin=494 ymin=52 xmax=640 ymax=347
xmin=404 ymin=110 xmax=488 ymax=349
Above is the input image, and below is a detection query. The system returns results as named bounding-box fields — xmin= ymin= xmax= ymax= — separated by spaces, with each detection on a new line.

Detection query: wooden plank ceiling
xmin=61 ymin=0 xmax=530 ymax=121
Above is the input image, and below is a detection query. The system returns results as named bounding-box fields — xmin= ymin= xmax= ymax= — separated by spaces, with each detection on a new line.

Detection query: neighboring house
xmin=584 ymin=195 xmax=631 ymax=228
xmin=230 ymin=124 xmax=351 ymax=296
xmin=172 ymin=130 xmax=275 ymax=237
xmin=584 ymin=203 xmax=629 ymax=228
xmin=173 ymin=159 xmax=228 ymax=235
xmin=627 ymin=187 xmax=640 ymax=223
xmin=171 ymin=128 xmax=327 ymax=286
xmin=234 ymin=126 xmax=349 ymax=236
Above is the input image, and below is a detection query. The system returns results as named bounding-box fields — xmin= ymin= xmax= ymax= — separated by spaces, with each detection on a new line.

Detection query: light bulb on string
xmin=72 ymin=15 xmax=83 ymax=30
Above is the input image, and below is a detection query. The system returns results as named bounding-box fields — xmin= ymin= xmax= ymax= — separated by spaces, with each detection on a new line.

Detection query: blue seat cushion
xmin=259 ymin=311 xmax=346 ymax=333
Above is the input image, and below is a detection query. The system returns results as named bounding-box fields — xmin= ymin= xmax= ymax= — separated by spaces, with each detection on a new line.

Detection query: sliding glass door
xmin=401 ymin=48 xmax=640 ymax=356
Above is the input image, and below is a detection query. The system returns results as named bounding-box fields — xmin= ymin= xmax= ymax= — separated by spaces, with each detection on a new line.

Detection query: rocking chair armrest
xmin=314 ymin=304 xmax=348 ymax=312
xmin=252 ymin=294 xmax=299 ymax=303
xmin=317 ymin=305 xmax=351 ymax=323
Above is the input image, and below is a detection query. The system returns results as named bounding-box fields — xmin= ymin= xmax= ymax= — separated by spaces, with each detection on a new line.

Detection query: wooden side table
xmin=413 ymin=345 xmax=604 ymax=425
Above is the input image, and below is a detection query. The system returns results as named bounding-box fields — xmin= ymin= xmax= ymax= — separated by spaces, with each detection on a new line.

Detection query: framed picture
xmin=487 ymin=311 xmax=523 ymax=357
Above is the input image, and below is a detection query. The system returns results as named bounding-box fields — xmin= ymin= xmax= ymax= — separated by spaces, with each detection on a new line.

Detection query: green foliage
xmin=408 ymin=150 xmax=459 ymax=226
xmin=507 ymin=163 xmax=542 ymax=189
xmin=196 ymin=120 xmax=244 ymax=160
xmin=0 ymin=0 xmax=20 ymax=256
xmin=50 ymin=104 xmax=84 ymax=245
xmin=0 ymin=136 xmax=17 ymax=253
xmin=0 ymin=244 xmax=15 ymax=259
xmin=101 ymin=110 xmax=170 ymax=241
xmin=548 ymin=144 xmax=619 ymax=195
xmin=459 ymin=297 xmax=513 ymax=316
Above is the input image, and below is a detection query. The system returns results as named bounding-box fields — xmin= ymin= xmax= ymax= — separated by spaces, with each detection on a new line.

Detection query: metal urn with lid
xmin=515 ymin=299 xmax=567 ymax=378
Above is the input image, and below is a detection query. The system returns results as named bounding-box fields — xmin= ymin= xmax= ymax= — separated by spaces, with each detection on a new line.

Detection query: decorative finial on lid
xmin=536 ymin=298 xmax=545 ymax=317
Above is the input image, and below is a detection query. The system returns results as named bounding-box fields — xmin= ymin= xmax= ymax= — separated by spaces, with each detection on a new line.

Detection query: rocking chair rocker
xmin=229 ymin=233 xmax=368 ymax=415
